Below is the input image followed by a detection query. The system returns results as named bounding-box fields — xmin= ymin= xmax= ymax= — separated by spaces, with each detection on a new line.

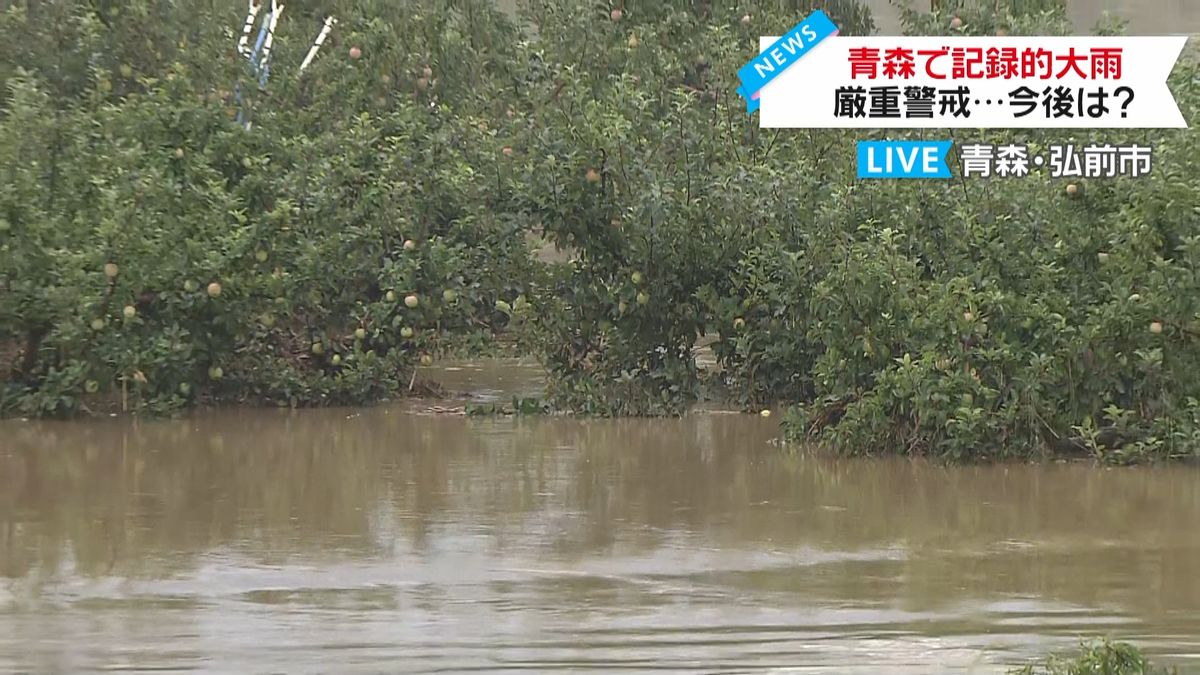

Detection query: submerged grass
xmin=1009 ymin=639 xmax=1178 ymax=675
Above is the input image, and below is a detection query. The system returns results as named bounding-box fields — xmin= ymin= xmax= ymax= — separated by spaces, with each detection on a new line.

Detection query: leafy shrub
xmin=508 ymin=0 xmax=876 ymax=415
xmin=0 ymin=0 xmax=539 ymax=415
xmin=3 ymin=0 xmax=1199 ymax=466
xmin=512 ymin=0 xmax=1200 ymax=462
xmin=770 ymin=4 xmax=1200 ymax=461
xmin=1009 ymin=639 xmax=1176 ymax=675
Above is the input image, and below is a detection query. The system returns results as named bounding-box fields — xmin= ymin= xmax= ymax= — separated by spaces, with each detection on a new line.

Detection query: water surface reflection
xmin=2 ymin=407 xmax=1198 ymax=673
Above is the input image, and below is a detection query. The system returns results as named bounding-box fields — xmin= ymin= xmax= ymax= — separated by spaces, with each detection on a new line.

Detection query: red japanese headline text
xmin=848 ymin=46 xmax=1123 ymax=81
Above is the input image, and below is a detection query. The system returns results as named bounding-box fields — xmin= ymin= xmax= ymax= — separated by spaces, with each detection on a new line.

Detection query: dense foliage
xmin=506 ymin=0 xmax=1200 ymax=461
xmin=1010 ymin=639 xmax=1175 ymax=675
xmin=2 ymin=0 xmax=1198 ymax=463
xmin=0 ymin=0 xmax=538 ymax=414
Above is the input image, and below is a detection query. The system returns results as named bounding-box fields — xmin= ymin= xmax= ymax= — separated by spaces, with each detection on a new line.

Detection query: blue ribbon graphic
xmin=736 ymin=10 xmax=839 ymax=114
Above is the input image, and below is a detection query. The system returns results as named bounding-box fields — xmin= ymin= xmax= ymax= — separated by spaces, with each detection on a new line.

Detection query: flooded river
xmin=2 ymin=363 xmax=1199 ymax=673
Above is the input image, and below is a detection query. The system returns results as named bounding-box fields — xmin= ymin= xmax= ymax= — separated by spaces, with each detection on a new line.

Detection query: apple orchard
xmin=1 ymin=0 xmax=1199 ymax=463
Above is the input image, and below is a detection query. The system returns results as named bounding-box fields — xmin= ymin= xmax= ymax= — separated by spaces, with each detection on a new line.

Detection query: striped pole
xmin=249 ymin=6 xmax=271 ymax=67
xmin=258 ymin=0 xmax=284 ymax=88
xmin=233 ymin=1 xmax=336 ymax=129
xmin=237 ymin=3 xmax=272 ymax=127
xmin=237 ymin=0 xmax=262 ymax=57
xmin=300 ymin=16 xmax=337 ymax=72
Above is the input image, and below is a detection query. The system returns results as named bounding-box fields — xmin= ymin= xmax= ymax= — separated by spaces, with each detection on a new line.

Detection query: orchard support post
xmin=233 ymin=0 xmax=335 ymax=128
xmin=301 ymin=16 xmax=337 ymax=72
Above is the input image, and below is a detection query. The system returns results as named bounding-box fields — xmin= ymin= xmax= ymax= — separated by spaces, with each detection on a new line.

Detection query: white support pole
xmin=237 ymin=0 xmax=262 ymax=57
xmin=258 ymin=0 xmax=284 ymax=76
xmin=300 ymin=16 xmax=337 ymax=72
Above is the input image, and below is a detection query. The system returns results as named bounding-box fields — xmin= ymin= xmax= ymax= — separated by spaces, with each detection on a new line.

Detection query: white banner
xmin=757 ymin=36 xmax=1188 ymax=129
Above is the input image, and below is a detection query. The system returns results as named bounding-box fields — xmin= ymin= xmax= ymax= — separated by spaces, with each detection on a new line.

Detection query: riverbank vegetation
xmin=1010 ymin=639 xmax=1176 ymax=675
xmin=2 ymin=0 xmax=1198 ymax=463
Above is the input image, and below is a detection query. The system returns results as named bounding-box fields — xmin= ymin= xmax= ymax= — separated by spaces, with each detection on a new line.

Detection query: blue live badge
xmin=736 ymin=10 xmax=839 ymax=114
xmin=857 ymin=140 xmax=954 ymax=179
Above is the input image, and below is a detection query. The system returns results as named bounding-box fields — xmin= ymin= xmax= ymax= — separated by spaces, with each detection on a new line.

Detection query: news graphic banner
xmin=736 ymin=10 xmax=839 ymax=113
xmin=742 ymin=32 xmax=1187 ymax=129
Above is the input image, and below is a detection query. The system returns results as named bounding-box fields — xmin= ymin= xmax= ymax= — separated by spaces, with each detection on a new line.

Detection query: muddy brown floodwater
xmin=1 ymin=360 xmax=1199 ymax=674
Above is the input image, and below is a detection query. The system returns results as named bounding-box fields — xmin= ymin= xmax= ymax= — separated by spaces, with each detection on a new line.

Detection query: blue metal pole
xmin=236 ymin=9 xmax=272 ymax=127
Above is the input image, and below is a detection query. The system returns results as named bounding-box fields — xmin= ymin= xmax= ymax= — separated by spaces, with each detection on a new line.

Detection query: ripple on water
xmin=2 ymin=400 xmax=1199 ymax=673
